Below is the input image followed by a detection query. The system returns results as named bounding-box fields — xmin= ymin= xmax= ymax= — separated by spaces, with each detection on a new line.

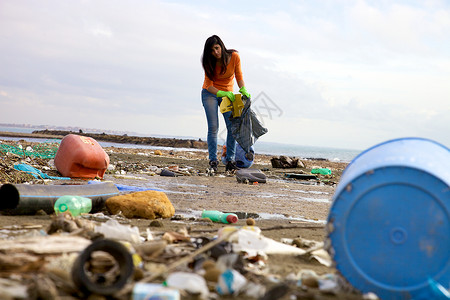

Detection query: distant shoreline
xmin=0 ymin=129 xmax=360 ymax=162
xmin=0 ymin=130 xmax=208 ymax=150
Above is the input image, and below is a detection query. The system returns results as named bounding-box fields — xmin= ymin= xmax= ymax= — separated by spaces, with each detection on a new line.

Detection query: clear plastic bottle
xmin=54 ymin=195 xmax=92 ymax=216
xmin=201 ymin=210 xmax=238 ymax=224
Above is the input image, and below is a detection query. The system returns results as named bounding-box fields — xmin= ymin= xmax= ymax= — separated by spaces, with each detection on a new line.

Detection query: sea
xmin=0 ymin=125 xmax=362 ymax=162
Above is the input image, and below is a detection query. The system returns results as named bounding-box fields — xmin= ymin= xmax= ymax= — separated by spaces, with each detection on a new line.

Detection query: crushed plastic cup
xmin=94 ymin=219 xmax=141 ymax=244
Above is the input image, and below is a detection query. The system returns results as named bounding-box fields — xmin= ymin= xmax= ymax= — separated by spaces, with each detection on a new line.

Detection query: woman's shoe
xmin=209 ymin=160 xmax=219 ymax=173
xmin=225 ymin=160 xmax=239 ymax=172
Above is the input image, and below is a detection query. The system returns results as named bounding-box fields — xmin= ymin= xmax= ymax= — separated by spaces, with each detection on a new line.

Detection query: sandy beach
xmin=0 ymin=133 xmax=366 ymax=299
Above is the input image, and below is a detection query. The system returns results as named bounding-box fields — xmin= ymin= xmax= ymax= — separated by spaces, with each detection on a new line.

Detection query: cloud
xmin=0 ymin=0 xmax=449 ymax=150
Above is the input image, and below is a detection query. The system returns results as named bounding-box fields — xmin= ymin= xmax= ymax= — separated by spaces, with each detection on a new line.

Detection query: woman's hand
xmin=239 ymin=86 xmax=251 ymax=99
xmin=217 ymin=90 xmax=235 ymax=102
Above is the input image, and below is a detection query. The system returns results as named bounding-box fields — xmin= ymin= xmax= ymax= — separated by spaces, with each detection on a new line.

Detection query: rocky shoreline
xmin=30 ymin=129 xmax=209 ymax=149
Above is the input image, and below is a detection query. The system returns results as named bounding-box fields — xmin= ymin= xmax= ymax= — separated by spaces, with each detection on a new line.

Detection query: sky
xmin=1 ymin=0 xmax=449 ymax=151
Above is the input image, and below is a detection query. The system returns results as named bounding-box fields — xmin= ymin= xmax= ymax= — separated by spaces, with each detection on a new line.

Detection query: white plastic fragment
xmin=318 ymin=274 xmax=338 ymax=293
xmin=132 ymin=282 xmax=180 ymax=300
xmin=166 ymin=272 xmax=209 ymax=299
xmin=233 ymin=228 xmax=306 ymax=257
xmin=94 ymin=219 xmax=141 ymax=244
xmin=310 ymin=248 xmax=332 ymax=267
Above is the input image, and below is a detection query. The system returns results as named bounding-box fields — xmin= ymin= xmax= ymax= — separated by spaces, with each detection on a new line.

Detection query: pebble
xmin=203 ymin=260 xmax=221 ymax=282
xmin=204 ymin=267 xmax=222 ymax=282
xmin=149 ymin=220 xmax=163 ymax=227
xmin=202 ymin=260 xmax=216 ymax=270
xmin=246 ymin=218 xmax=256 ymax=226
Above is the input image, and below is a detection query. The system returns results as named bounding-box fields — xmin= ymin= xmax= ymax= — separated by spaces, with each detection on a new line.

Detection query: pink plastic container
xmin=54 ymin=134 xmax=110 ymax=179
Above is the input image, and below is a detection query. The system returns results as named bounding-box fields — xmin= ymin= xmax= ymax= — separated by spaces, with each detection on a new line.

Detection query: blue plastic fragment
xmin=88 ymin=181 xmax=165 ymax=192
xmin=14 ymin=163 xmax=71 ymax=180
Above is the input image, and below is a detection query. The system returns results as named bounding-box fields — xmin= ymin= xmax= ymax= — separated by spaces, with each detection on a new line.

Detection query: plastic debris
xmin=0 ymin=137 xmax=384 ymax=300
xmin=311 ymin=168 xmax=332 ymax=175
xmin=132 ymin=282 xmax=180 ymax=300
xmin=201 ymin=210 xmax=238 ymax=224
xmin=54 ymin=195 xmax=92 ymax=217
xmin=0 ymin=142 xmax=58 ymax=159
xmin=94 ymin=219 xmax=141 ymax=244
xmin=230 ymin=226 xmax=306 ymax=257
xmin=217 ymin=269 xmax=247 ymax=295
xmin=165 ymin=272 xmax=209 ymax=299
xmin=14 ymin=163 xmax=71 ymax=180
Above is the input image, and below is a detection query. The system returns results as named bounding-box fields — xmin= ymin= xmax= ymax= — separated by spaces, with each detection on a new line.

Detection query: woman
xmin=201 ymin=35 xmax=251 ymax=173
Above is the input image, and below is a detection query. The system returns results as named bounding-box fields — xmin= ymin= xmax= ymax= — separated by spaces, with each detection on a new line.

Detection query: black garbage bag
xmin=229 ymin=96 xmax=268 ymax=156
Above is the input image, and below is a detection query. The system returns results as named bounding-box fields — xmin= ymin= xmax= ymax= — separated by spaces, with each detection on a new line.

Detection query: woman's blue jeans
xmin=201 ymin=89 xmax=236 ymax=162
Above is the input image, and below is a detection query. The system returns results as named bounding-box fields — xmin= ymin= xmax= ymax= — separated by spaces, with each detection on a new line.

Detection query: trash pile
xmin=0 ymin=136 xmax=360 ymax=299
xmin=0 ymin=210 xmax=367 ymax=300
xmin=0 ymin=142 xmax=59 ymax=159
xmin=0 ymin=141 xmax=61 ymax=184
xmin=0 ymin=137 xmax=345 ymax=186
xmin=3 ymin=134 xmax=448 ymax=299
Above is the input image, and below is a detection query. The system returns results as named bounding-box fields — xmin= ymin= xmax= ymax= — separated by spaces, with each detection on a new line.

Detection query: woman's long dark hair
xmin=202 ymin=35 xmax=237 ymax=81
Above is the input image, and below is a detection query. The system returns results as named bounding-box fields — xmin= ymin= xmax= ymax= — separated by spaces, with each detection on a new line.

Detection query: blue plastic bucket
xmin=327 ymin=137 xmax=450 ymax=300
xmin=221 ymin=143 xmax=254 ymax=168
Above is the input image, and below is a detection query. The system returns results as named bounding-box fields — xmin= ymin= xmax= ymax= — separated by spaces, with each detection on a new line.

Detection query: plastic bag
xmin=229 ymin=96 xmax=268 ymax=155
xmin=94 ymin=219 xmax=141 ymax=244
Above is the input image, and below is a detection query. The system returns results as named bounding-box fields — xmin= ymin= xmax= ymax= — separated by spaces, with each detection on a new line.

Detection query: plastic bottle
xmin=201 ymin=210 xmax=238 ymax=224
xmin=54 ymin=195 xmax=92 ymax=217
xmin=311 ymin=168 xmax=332 ymax=175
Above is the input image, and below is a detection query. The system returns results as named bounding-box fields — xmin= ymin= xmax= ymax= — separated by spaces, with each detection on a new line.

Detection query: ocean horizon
xmin=0 ymin=125 xmax=362 ymax=162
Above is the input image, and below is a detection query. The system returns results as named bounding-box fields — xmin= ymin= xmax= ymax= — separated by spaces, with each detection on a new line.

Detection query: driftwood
xmin=0 ymin=235 xmax=91 ymax=255
xmin=190 ymin=223 xmax=324 ymax=233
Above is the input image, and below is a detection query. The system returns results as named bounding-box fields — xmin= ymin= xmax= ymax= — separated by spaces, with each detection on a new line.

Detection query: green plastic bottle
xmin=54 ymin=195 xmax=92 ymax=217
xmin=201 ymin=210 xmax=238 ymax=224
xmin=311 ymin=168 xmax=332 ymax=175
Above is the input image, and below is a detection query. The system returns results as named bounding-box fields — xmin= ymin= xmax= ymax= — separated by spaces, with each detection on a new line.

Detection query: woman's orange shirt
xmin=202 ymin=52 xmax=243 ymax=92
